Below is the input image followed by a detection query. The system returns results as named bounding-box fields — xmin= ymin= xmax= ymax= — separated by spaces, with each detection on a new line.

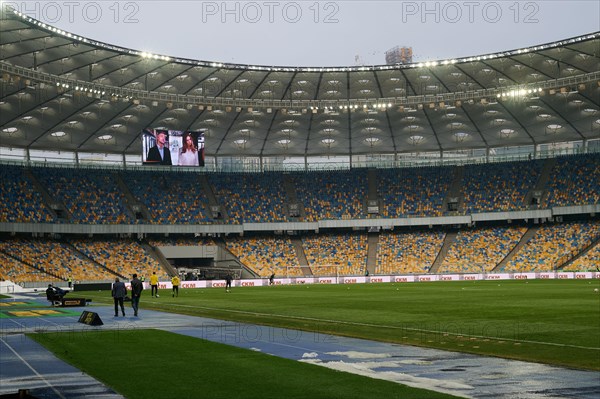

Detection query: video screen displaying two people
xmin=142 ymin=128 xmax=205 ymax=166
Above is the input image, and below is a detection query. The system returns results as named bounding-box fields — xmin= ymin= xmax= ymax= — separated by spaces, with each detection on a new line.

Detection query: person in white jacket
xmin=178 ymin=132 xmax=199 ymax=166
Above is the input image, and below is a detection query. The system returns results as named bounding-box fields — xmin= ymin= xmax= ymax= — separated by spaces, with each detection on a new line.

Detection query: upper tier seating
xmin=290 ymin=169 xmax=368 ymax=221
xmin=0 ymin=154 xmax=597 ymax=224
xmin=123 ymin=170 xmax=212 ymax=224
xmin=462 ymin=160 xmax=542 ymax=213
xmin=545 ymin=154 xmax=600 ymax=207
xmin=0 ymin=165 xmax=55 ymax=223
xmin=208 ymin=172 xmax=288 ymax=223
xmin=31 ymin=167 xmax=134 ymax=224
xmin=378 ymin=166 xmax=450 ymax=217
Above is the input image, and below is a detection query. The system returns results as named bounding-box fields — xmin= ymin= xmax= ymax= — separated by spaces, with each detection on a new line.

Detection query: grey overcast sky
xmin=7 ymin=0 xmax=600 ymax=66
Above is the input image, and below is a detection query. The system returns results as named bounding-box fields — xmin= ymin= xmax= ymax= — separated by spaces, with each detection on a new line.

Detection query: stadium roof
xmin=1 ymin=9 xmax=599 ymax=161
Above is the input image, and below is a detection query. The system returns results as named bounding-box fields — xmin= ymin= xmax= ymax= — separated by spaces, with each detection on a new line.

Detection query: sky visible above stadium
xmin=3 ymin=0 xmax=600 ymax=66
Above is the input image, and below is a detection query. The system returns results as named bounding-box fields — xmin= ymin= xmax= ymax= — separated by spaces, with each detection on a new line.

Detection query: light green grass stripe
xmin=162 ymin=301 xmax=600 ymax=351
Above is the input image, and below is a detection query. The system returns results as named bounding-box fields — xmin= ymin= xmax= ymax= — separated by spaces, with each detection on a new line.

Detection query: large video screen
xmin=142 ymin=129 xmax=205 ymax=166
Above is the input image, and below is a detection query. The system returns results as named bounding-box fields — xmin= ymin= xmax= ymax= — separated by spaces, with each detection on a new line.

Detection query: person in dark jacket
xmin=145 ymin=130 xmax=172 ymax=165
xmin=46 ymin=284 xmax=66 ymax=305
xmin=225 ymin=273 xmax=232 ymax=293
xmin=130 ymin=273 xmax=143 ymax=317
xmin=112 ymin=277 xmax=127 ymax=317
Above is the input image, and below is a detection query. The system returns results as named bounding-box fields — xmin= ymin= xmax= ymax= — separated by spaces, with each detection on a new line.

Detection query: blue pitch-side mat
xmin=0 ymin=334 xmax=123 ymax=399
xmin=164 ymin=322 xmax=600 ymax=399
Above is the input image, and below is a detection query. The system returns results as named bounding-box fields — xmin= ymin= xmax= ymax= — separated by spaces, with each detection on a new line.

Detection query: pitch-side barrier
xmin=126 ymin=271 xmax=600 ymax=290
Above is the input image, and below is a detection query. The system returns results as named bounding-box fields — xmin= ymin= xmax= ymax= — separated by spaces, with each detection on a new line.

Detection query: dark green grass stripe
xmin=29 ymin=329 xmax=460 ymax=399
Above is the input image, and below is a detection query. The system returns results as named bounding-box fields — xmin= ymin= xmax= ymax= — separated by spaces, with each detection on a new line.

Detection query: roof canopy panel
xmin=1 ymin=10 xmax=598 ymax=160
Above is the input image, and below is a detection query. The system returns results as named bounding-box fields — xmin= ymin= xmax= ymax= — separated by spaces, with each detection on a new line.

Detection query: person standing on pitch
xmin=225 ymin=273 xmax=232 ymax=293
xmin=112 ymin=277 xmax=127 ymax=317
xmin=150 ymin=271 xmax=159 ymax=297
xmin=171 ymin=274 xmax=180 ymax=297
xmin=130 ymin=273 xmax=143 ymax=317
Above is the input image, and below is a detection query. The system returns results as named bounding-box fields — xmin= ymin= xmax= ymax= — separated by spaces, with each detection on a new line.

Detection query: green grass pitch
xmin=73 ymin=279 xmax=600 ymax=371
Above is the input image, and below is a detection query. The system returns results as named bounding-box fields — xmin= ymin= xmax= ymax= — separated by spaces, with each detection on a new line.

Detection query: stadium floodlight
xmin=97 ymin=134 xmax=113 ymax=142
xmin=2 ymin=127 xmax=18 ymax=136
